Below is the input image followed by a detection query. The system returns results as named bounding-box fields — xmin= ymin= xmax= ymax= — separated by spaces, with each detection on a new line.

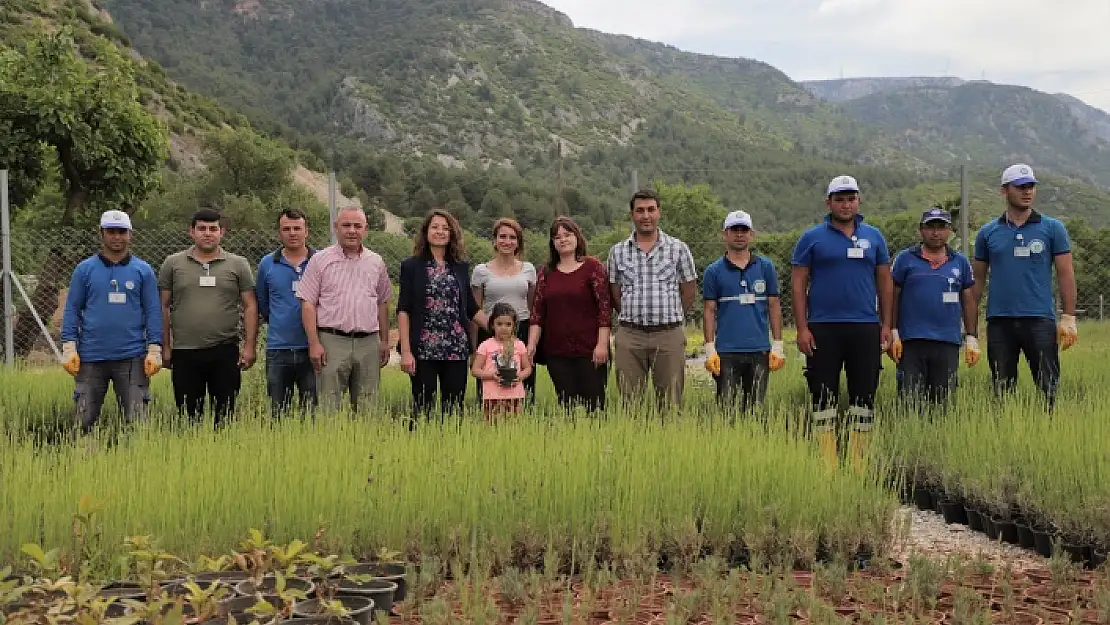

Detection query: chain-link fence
xmin=2 ymin=225 xmax=1108 ymax=365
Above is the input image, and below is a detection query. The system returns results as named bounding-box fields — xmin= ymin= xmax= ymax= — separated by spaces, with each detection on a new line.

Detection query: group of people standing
xmin=60 ymin=164 xmax=1080 ymax=465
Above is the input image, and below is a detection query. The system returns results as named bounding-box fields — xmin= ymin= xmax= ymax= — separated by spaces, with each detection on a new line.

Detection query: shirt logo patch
xmin=753 ymin=280 xmax=766 ymax=294
xmin=1029 ymin=240 xmax=1045 ymax=254
xmin=951 ymin=268 xmax=961 ymax=278
xmin=124 ymin=281 xmax=135 ymax=290
xmin=858 ymin=239 xmax=871 ymax=250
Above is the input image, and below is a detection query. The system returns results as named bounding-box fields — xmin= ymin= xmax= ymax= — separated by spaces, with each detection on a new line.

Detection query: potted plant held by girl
xmin=471 ymin=303 xmax=532 ymax=422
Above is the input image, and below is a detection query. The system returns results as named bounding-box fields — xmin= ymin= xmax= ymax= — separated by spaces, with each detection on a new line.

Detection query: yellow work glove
xmin=61 ymin=341 xmax=80 ymax=376
xmin=144 ymin=344 xmax=163 ymax=377
xmin=704 ymin=341 xmax=720 ymax=377
xmin=964 ymin=335 xmax=981 ymax=367
xmin=1057 ymin=314 xmax=1078 ymax=351
xmin=768 ymin=340 xmax=786 ymax=372
xmin=887 ymin=329 xmax=903 ymax=363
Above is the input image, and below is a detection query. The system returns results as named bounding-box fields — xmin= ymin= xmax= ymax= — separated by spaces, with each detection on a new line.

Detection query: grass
xmin=0 ymin=322 xmax=1107 ymax=579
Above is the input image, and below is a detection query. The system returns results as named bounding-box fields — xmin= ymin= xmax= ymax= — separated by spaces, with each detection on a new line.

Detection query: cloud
xmin=542 ymin=0 xmax=1110 ymax=111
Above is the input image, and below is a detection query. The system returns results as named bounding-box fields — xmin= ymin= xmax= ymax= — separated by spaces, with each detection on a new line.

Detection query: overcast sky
xmin=542 ymin=0 xmax=1110 ymax=113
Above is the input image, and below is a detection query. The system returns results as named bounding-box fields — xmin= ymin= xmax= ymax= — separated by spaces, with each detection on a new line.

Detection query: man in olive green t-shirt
xmin=159 ymin=208 xmax=258 ymax=425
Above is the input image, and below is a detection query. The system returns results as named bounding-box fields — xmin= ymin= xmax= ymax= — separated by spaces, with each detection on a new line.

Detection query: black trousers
xmin=715 ymin=352 xmax=769 ymax=413
xmin=897 ymin=340 xmax=960 ymax=405
xmin=411 ymin=359 xmax=469 ymax=421
xmin=546 ymin=356 xmax=608 ymax=413
xmin=475 ymin=319 xmax=536 ymax=405
xmin=171 ymin=342 xmax=241 ymax=426
xmin=804 ymin=322 xmax=882 ymax=412
xmin=986 ymin=317 xmax=1059 ymax=408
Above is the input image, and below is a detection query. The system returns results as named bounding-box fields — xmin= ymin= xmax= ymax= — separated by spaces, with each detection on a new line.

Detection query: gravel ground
xmin=891 ymin=506 xmax=1046 ymax=569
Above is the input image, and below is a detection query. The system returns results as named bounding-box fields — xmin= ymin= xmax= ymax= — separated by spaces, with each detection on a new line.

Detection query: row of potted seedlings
xmin=3 ymin=560 xmax=410 ymax=625
xmin=901 ymin=476 xmax=1109 ymax=570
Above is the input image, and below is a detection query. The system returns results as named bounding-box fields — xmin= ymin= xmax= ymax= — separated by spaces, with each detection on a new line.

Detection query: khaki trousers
xmin=613 ymin=325 xmax=687 ymax=407
xmin=317 ymin=331 xmax=381 ymax=412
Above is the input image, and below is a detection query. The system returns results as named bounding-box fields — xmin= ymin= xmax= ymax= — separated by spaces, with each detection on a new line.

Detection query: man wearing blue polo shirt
xmin=703 ymin=211 xmax=785 ymax=413
xmin=256 ymin=208 xmax=318 ymax=417
xmin=887 ymin=208 xmax=980 ymax=406
xmin=791 ymin=175 xmax=893 ymax=470
xmin=971 ymin=164 xmax=1077 ymax=408
xmin=61 ymin=210 xmax=163 ymax=433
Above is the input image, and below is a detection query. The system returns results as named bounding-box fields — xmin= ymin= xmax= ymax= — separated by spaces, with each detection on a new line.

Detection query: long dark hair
xmin=546 ymin=216 xmax=588 ymax=270
xmin=414 ymin=208 xmax=467 ymax=263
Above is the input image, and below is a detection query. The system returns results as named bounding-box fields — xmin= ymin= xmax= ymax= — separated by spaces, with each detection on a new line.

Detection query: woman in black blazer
xmin=397 ymin=209 xmax=489 ymax=421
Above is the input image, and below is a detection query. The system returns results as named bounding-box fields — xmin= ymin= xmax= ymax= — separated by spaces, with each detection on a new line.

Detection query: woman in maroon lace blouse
xmin=527 ymin=216 xmax=612 ymax=412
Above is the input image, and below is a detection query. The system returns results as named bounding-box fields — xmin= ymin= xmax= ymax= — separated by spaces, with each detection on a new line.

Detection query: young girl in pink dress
xmin=472 ymin=302 xmax=532 ymax=420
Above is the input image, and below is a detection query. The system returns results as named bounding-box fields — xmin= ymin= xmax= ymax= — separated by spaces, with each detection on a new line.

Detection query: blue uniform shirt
xmin=256 ymin=248 xmax=314 ymax=350
xmin=973 ymin=211 xmax=1070 ymax=320
xmin=892 ymin=245 xmax=974 ymax=345
xmin=702 ymin=254 xmax=780 ymax=353
xmin=61 ymin=253 xmax=162 ymax=362
xmin=790 ymin=214 xmax=890 ymax=324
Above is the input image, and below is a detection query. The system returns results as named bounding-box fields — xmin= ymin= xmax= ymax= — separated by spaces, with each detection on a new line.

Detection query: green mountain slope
xmin=804 ymin=79 xmax=1110 ymax=190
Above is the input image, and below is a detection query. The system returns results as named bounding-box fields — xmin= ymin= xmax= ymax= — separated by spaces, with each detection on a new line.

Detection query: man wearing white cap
xmin=971 ymin=164 xmax=1077 ymax=409
xmin=702 ymin=210 xmax=785 ymax=412
xmin=791 ymin=175 xmax=893 ymax=470
xmin=60 ymin=210 xmax=163 ymax=433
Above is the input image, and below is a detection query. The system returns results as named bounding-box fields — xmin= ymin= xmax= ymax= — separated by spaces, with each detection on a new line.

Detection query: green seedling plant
xmin=164 ymin=578 xmax=232 ymax=623
xmin=124 ymin=535 xmax=183 ymax=597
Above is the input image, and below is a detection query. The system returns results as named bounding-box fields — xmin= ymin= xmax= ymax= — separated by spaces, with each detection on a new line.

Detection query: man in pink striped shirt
xmin=297 ymin=207 xmax=393 ymax=411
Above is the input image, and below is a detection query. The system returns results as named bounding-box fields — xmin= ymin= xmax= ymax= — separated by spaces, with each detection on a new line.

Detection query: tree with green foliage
xmin=0 ymin=28 xmax=167 ymax=356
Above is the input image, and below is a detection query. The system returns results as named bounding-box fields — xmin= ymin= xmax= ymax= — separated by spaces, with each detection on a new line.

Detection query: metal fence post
xmin=1101 ymin=294 xmax=1104 ymax=322
xmin=1 ymin=169 xmax=12 ymax=367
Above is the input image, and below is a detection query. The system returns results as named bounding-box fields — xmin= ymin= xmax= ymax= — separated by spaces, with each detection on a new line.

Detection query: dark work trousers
xmin=411 ymin=359 xmax=469 ymax=425
xmin=986 ymin=317 xmax=1060 ymax=409
xmin=265 ymin=348 xmax=318 ymax=417
xmin=546 ymin=356 xmax=608 ymax=413
xmin=475 ymin=319 xmax=536 ymax=405
xmin=170 ymin=342 xmax=241 ymax=426
xmin=896 ymin=340 xmax=960 ymax=406
xmin=715 ymin=352 xmax=770 ymax=414
xmin=803 ymin=322 xmax=882 ymax=437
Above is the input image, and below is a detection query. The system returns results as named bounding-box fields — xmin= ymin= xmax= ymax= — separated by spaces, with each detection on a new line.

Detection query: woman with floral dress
xmin=397 ymin=209 xmax=489 ymax=421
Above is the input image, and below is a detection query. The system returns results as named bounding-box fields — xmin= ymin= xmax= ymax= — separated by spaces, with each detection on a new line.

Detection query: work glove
xmin=887 ymin=329 xmax=903 ymax=363
xmin=61 ymin=341 xmax=80 ymax=376
xmin=704 ymin=341 xmax=720 ymax=377
xmin=768 ymin=340 xmax=786 ymax=372
xmin=964 ymin=335 xmax=981 ymax=367
xmin=1057 ymin=314 xmax=1078 ymax=351
xmin=144 ymin=344 xmax=163 ymax=377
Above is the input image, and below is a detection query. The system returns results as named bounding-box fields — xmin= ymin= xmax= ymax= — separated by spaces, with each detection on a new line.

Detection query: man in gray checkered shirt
xmin=608 ymin=189 xmax=697 ymax=408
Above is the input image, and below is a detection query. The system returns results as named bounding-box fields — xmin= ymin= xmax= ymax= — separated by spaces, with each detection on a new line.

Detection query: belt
xmin=318 ymin=327 xmax=376 ymax=339
xmin=621 ymin=321 xmax=682 ymax=332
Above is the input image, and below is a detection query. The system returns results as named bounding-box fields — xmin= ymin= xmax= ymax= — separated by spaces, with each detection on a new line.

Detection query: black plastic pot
xmin=1092 ymin=548 xmax=1107 ymax=569
xmin=1061 ymin=543 xmax=1092 ymax=568
xmin=1032 ymin=528 xmax=1055 ymax=558
xmin=236 ymin=576 xmax=315 ymax=598
xmin=983 ymin=516 xmax=998 ymax=540
xmin=912 ymin=486 xmax=933 ymax=511
xmin=165 ymin=579 xmax=230 ymax=597
xmin=336 ymin=578 xmax=397 ymax=614
xmin=344 ymin=562 xmax=407 ymax=603
xmin=281 ymin=618 xmax=356 ymax=625
xmin=1016 ymin=523 xmax=1037 ymax=550
xmin=965 ymin=507 xmax=984 ymax=532
xmin=931 ymin=489 xmax=946 ymax=514
xmin=96 ymin=585 xmax=147 ymax=601
xmin=939 ymin=500 xmax=968 ymax=525
xmin=220 ymin=594 xmax=280 ymax=616
xmin=993 ymin=518 xmax=1019 ymax=545
xmin=192 ymin=571 xmax=252 ymax=585
xmin=293 ymin=596 xmax=374 ymax=625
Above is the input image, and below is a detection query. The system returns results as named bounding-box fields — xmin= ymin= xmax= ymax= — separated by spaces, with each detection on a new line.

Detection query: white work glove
xmin=1057 ymin=314 xmax=1078 ymax=350
xmin=61 ymin=341 xmax=80 ymax=376
xmin=887 ymin=329 xmax=903 ymax=363
xmin=704 ymin=341 xmax=720 ymax=376
xmin=769 ymin=340 xmax=785 ymax=372
xmin=964 ymin=335 xmax=981 ymax=367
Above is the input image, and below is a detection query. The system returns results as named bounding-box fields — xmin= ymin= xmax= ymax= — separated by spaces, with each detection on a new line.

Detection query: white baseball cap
xmin=723 ymin=210 xmax=753 ymax=230
xmin=827 ymin=175 xmax=860 ymax=196
xmin=1001 ymin=163 xmax=1037 ymax=186
xmin=99 ymin=210 xmax=132 ymax=230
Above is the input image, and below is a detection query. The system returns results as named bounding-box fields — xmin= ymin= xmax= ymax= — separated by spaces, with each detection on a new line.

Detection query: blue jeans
xmin=266 ymin=348 xmax=317 ymax=416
